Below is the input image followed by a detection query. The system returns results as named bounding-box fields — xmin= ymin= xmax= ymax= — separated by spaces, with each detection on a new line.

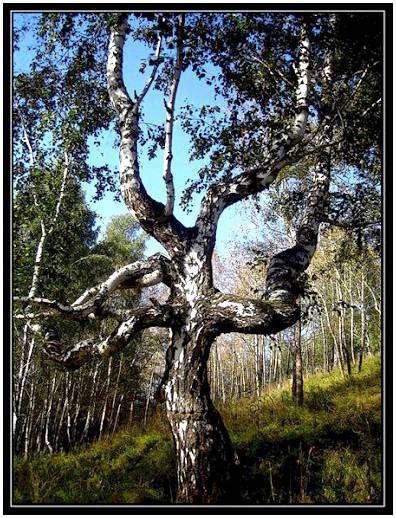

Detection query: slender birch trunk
xmin=144 ymin=368 xmax=155 ymax=427
xmin=99 ymin=358 xmax=112 ymax=440
xmin=358 ymin=271 xmax=366 ymax=372
xmin=81 ymin=363 xmax=99 ymax=441
xmin=320 ymin=292 xmax=345 ymax=378
xmin=292 ymin=319 xmax=303 ymax=406
xmin=109 ymin=354 xmax=123 ymax=430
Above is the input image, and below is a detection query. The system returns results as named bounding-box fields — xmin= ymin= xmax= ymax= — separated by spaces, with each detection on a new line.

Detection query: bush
xmin=304 ymin=386 xmax=335 ymax=411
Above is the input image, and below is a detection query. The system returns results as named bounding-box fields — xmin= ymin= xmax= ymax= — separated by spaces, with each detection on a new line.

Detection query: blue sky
xmin=14 ymin=13 xmax=263 ymax=259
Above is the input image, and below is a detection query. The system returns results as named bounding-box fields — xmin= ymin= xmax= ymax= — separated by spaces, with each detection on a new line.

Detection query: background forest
xmin=11 ymin=9 xmax=383 ymax=506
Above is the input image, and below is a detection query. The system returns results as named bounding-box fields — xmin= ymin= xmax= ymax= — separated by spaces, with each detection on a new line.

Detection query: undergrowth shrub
xmin=320 ymin=447 xmax=381 ymax=504
xmin=304 ymin=386 xmax=335 ymax=411
xmin=13 ymin=432 xmax=176 ymax=504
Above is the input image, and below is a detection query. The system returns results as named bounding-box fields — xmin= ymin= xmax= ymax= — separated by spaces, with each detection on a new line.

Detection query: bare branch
xmin=361 ymin=97 xmax=382 ymax=117
xmin=248 ymin=53 xmax=294 ymax=87
xmin=14 ymin=296 xmax=85 ymax=316
xmin=354 ymin=60 xmax=380 ymax=95
xmin=48 ymin=151 xmax=70 ymax=232
xmin=14 ymin=311 xmax=56 ymax=321
xmin=19 ymin=111 xmax=35 ymax=167
xmin=163 ymin=14 xmax=184 ymax=217
xmin=336 ymin=59 xmax=380 ymax=117
xmin=107 ymin=16 xmax=190 ymax=252
xmin=134 ymin=32 xmax=163 ymax=109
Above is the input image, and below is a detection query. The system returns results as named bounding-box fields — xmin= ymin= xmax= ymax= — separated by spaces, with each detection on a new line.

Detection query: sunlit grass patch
xmin=13 ymin=355 xmax=381 ymax=505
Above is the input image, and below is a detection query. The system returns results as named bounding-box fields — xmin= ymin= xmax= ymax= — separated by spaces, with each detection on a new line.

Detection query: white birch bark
xmin=44 ymin=374 xmax=57 ymax=454
xmin=162 ymin=14 xmax=184 ymax=216
xmin=13 ymin=145 xmax=70 ymax=448
xmin=112 ymin=394 xmax=124 ymax=434
xmin=99 ymin=358 xmax=112 ymax=439
xmin=108 ymin=354 xmax=123 ymax=430
xmin=81 ymin=363 xmax=99 ymax=441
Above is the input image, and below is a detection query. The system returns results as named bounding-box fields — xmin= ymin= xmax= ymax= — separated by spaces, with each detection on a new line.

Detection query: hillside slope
xmin=13 ymin=355 xmax=382 ymax=505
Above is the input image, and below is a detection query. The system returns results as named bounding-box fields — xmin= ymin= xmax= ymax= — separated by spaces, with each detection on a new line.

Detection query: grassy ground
xmin=13 ymin=355 xmax=382 ymax=505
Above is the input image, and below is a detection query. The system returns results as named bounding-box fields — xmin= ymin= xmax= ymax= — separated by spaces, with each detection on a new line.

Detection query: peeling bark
xmin=164 ymin=327 xmax=236 ymax=503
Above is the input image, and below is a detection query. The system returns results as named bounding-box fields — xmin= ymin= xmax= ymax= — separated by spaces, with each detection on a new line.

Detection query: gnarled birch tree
xmin=14 ymin=12 xmax=382 ymax=504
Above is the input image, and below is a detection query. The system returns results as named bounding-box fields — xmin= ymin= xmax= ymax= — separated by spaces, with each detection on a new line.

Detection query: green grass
xmin=13 ymin=355 xmax=382 ymax=505
xmin=219 ymin=355 xmax=382 ymax=504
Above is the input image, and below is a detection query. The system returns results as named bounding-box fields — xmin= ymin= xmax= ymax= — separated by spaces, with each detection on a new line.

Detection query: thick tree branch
xmin=195 ymin=20 xmax=311 ymax=249
xmin=265 ymin=15 xmax=335 ymax=306
xmin=163 ymin=14 xmax=184 ymax=217
xmin=107 ymin=16 xmax=190 ymax=252
xmin=207 ymin=17 xmax=335 ymax=336
xmin=72 ymin=252 xmax=172 ymax=305
xmin=42 ymin=303 xmax=181 ymax=370
xmin=209 ymin=293 xmax=299 ymax=336
xmin=205 ymin=157 xmax=330 ymax=334
xmin=14 ymin=253 xmax=172 ymax=321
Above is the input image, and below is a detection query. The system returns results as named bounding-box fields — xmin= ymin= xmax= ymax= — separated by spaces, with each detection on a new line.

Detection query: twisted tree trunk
xmin=165 ymin=327 xmax=235 ymax=503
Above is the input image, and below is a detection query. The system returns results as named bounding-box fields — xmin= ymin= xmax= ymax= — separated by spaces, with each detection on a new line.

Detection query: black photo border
xmin=3 ymin=2 xmax=393 ymax=515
